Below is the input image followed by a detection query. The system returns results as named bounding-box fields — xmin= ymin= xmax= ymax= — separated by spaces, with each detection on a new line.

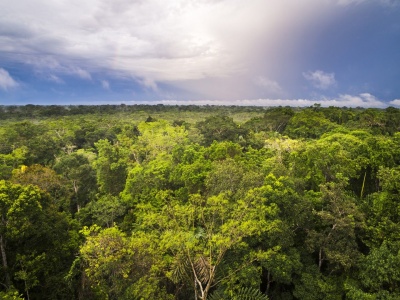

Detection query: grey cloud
xmin=0 ymin=21 xmax=35 ymax=39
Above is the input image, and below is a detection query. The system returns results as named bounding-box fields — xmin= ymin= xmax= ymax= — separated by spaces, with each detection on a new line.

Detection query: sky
xmin=0 ymin=0 xmax=399 ymax=107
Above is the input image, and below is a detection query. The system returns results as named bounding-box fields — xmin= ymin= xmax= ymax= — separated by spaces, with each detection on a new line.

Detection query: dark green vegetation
xmin=0 ymin=104 xmax=400 ymax=300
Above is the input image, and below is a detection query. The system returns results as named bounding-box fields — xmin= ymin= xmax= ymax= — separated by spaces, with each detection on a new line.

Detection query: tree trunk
xmin=0 ymin=234 xmax=11 ymax=288
xmin=266 ymin=271 xmax=271 ymax=295
xmin=318 ymin=248 xmax=323 ymax=271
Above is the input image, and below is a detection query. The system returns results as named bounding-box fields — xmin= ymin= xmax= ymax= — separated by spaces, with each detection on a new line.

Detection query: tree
xmin=291 ymin=132 xmax=370 ymax=190
xmin=205 ymin=159 xmax=246 ymax=197
xmin=0 ymin=147 xmax=27 ymax=180
xmin=94 ymin=140 xmax=128 ymax=196
xmin=130 ymin=120 xmax=189 ymax=164
xmin=54 ymin=152 xmax=97 ymax=212
xmin=354 ymin=108 xmax=386 ymax=134
xmin=362 ymin=166 xmax=400 ymax=247
xmin=255 ymin=175 xmax=305 ymax=298
xmin=244 ymin=107 xmax=294 ymax=134
xmin=345 ymin=241 xmax=400 ymax=299
xmin=79 ymin=226 xmax=134 ymax=299
xmin=80 ymin=195 xmax=126 ymax=228
xmin=0 ymin=181 xmax=80 ymax=299
xmin=0 ymin=122 xmax=59 ymax=165
xmin=321 ymin=106 xmax=355 ymax=125
xmin=121 ymin=152 xmax=175 ymax=212
xmin=0 ymin=181 xmax=48 ymax=290
xmin=11 ymin=164 xmax=67 ymax=208
xmin=383 ymin=107 xmax=400 ymax=135
xmin=79 ymin=225 xmax=173 ymax=299
xmin=284 ymin=110 xmax=337 ymax=139
xmin=135 ymin=190 xmax=278 ymax=300
xmin=305 ymin=179 xmax=364 ymax=274
xmin=169 ymin=144 xmax=211 ymax=195
xmin=196 ymin=115 xmax=247 ymax=146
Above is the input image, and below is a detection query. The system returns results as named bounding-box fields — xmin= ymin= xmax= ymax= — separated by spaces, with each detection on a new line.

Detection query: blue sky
xmin=0 ymin=0 xmax=399 ymax=107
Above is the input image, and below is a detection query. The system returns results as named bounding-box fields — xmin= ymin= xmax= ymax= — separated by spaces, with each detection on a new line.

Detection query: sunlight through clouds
xmin=0 ymin=0 xmax=399 ymax=105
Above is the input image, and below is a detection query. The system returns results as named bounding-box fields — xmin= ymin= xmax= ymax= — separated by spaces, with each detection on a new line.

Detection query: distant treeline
xmin=2 ymin=104 xmax=399 ymax=135
xmin=0 ymin=104 xmax=269 ymax=118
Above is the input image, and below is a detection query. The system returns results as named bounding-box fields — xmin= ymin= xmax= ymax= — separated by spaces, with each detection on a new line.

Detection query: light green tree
xmin=135 ymin=189 xmax=279 ymax=300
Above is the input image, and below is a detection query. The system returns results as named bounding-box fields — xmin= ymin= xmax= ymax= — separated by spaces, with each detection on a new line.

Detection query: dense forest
xmin=0 ymin=104 xmax=399 ymax=300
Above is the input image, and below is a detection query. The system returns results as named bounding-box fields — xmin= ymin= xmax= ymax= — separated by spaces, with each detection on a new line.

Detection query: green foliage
xmin=80 ymin=195 xmax=126 ymax=228
xmin=362 ymin=166 xmax=400 ymax=247
xmin=244 ymin=107 xmax=294 ymax=134
xmin=197 ymin=115 xmax=248 ymax=146
xmin=134 ymin=189 xmax=276 ymax=299
xmin=284 ymin=110 xmax=337 ymax=139
xmin=0 ymin=288 xmax=24 ymax=300
xmin=80 ymin=226 xmax=134 ymax=299
xmin=11 ymin=164 xmax=68 ymax=209
xmin=345 ymin=241 xmax=400 ymax=299
xmin=359 ymin=242 xmax=400 ymax=294
xmin=208 ymin=286 xmax=269 ymax=300
xmin=291 ymin=132 xmax=370 ymax=189
xmin=293 ymin=266 xmax=345 ymax=300
xmin=305 ymin=180 xmax=364 ymax=273
xmin=54 ymin=152 xmax=97 ymax=212
xmin=0 ymin=180 xmax=80 ymax=299
xmin=0 ymin=105 xmax=399 ymax=299
xmin=0 ymin=147 xmax=27 ymax=180
xmin=132 ymin=120 xmax=189 ymax=163
xmin=94 ymin=139 xmax=128 ymax=196
xmin=122 ymin=153 xmax=174 ymax=208
xmin=80 ymin=225 xmax=173 ymax=299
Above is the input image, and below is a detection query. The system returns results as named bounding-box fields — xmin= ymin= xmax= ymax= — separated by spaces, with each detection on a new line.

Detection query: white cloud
xmin=0 ymin=68 xmax=18 ymax=90
xmin=303 ymin=70 xmax=336 ymax=90
xmin=328 ymin=93 xmax=386 ymax=107
xmin=101 ymin=80 xmax=110 ymax=90
xmin=389 ymin=99 xmax=400 ymax=107
xmin=136 ymin=77 xmax=158 ymax=91
xmin=70 ymin=67 xmax=92 ymax=80
xmin=47 ymin=74 xmax=64 ymax=84
xmin=254 ymin=76 xmax=282 ymax=94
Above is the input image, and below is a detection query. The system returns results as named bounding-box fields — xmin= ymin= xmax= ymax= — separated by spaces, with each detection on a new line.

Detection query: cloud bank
xmin=124 ymin=93 xmax=387 ymax=108
xmin=0 ymin=1 xmax=339 ymax=83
